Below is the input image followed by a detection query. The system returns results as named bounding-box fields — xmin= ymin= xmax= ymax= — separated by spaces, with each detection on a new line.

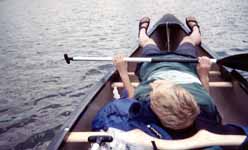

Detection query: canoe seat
xmin=112 ymin=81 xmax=233 ymax=88
xmin=65 ymin=131 xmax=246 ymax=149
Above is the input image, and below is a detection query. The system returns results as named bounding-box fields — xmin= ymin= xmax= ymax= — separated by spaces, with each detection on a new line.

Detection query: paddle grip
xmin=64 ymin=54 xmax=73 ymax=64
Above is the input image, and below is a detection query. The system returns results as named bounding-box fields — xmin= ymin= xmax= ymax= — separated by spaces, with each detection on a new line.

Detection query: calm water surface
xmin=0 ymin=0 xmax=248 ymax=149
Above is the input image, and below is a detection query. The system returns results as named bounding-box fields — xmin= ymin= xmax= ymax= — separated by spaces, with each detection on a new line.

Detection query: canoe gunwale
xmin=231 ymin=70 xmax=248 ymax=94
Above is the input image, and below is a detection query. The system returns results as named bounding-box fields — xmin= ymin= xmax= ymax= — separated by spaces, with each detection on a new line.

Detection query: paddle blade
xmin=217 ymin=53 xmax=248 ymax=71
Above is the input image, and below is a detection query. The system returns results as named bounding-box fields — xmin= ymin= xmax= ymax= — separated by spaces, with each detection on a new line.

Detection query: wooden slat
xmin=112 ymin=81 xmax=232 ymax=88
xmin=209 ymin=71 xmax=221 ymax=76
xmin=209 ymin=82 xmax=233 ymax=87
xmin=127 ymin=71 xmax=221 ymax=76
xmin=112 ymin=82 xmax=138 ymax=88
xmin=128 ymin=72 xmax=136 ymax=76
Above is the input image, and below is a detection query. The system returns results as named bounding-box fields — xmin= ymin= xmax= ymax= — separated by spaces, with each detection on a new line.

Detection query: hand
xmin=113 ymin=54 xmax=134 ymax=98
xmin=113 ymin=54 xmax=128 ymax=74
xmin=197 ymin=56 xmax=212 ymax=78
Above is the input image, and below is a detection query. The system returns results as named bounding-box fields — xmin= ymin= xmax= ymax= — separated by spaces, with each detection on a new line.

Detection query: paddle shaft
xmin=65 ymin=53 xmax=248 ymax=71
xmin=64 ymin=54 xmax=217 ymax=64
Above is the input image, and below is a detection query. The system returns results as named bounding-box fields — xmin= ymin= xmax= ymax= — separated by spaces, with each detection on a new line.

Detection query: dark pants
xmin=135 ymin=43 xmax=198 ymax=75
xmin=142 ymin=42 xmax=197 ymax=58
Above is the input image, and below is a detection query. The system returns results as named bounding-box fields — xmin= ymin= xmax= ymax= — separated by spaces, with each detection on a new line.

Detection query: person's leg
xmin=174 ymin=16 xmax=201 ymax=58
xmin=180 ymin=28 xmax=201 ymax=46
xmin=180 ymin=16 xmax=201 ymax=46
xmin=135 ymin=17 xmax=161 ymax=76
xmin=138 ymin=17 xmax=161 ymax=56
xmin=179 ymin=27 xmax=201 ymax=46
xmin=138 ymin=17 xmax=157 ymax=48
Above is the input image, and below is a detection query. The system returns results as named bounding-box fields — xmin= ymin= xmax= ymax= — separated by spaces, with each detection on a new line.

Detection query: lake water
xmin=0 ymin=0 xmax=248 ymax=149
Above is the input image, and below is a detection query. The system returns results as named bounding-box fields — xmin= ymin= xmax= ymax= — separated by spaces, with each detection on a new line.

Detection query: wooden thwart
xmin=209 ymin=71 xmax=221 ymax=76
xmin=66 ymin=129 xmax=246 ymax=149
xmin=209 ymin=82 xmax=233 ymax=87
xmin=112 ymin=81 xmax=233 ymax=88
xmin=127 ymin=71 xmax=222 ymax=76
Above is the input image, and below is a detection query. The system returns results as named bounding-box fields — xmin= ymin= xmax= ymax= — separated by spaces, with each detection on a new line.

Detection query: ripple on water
xmin=229 ymin=48 xmax=248 ymax=53
xmin=33 ymin=94 xmax=59 ymax=105
xmin=58 ymin=90 xmax=73 ymax=96
xmin=38 ymin=104 xmax=62 ymax=112
xmin=77 ymin=84 xmax=94 ymax=90
xmin=0 ymin=115 xmax=37 ymax=135
xmin=42 ymin=79 xmax=59 ymax=83
xmin=59 ymin=111 xmax=71 ymax=117
xmin=69 ymin=92 xmax=85 ymax=98
xmin=242 ymin=40 xmax=248 ymax=43
xmin=68 ymin=84 xmax=95 ymax=98
xmin=14 ymin=125 xmax=61 ymax=150
xmin=0 ymin=108 xmax=9 ymax=113
xmin=98 ymin=64 xmax=114 ymax=70
xmin=0 ymin=98 xmax=10 ymax=104
xmin=85 ymin=68 xmax=102 ymax=76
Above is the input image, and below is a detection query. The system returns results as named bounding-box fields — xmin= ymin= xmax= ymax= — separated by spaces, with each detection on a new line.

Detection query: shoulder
xmin=181 ymin=83 xmax=216 ymax=111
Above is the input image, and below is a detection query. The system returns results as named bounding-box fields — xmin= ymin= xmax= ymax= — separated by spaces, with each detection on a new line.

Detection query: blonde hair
xmin=150 ymin=80 xmax=200 ymax=130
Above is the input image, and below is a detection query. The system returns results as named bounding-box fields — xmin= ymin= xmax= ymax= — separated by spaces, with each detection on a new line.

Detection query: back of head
xmin=150 ymin=80 xmax=200 ymax=130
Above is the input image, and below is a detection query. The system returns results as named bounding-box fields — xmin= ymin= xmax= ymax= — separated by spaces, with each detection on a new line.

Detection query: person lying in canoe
xmin=130 ymin=16 xmax=214 ymax=130
xmin=92 ymin=17 xmax=248 ymax=149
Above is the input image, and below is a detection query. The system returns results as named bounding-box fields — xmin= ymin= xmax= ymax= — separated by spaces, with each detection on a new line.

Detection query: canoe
xmin=48 ymin=14 xmax=248 ymax=150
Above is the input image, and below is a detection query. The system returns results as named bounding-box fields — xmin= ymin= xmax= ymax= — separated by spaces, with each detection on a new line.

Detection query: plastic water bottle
xmin=113 ymin=87 xmax=120 ymax=99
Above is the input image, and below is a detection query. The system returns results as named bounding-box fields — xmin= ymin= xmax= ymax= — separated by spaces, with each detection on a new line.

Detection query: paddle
xmin=64 ymin=53 xmax=248 ymax=71
xmin=66 ymin=128 xmax=246 ymax=149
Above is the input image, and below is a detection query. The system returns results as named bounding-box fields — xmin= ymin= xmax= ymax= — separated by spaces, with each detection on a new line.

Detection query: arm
xmin=113 ymin=55 xmax=135 ymax=98
xmin=197 ymin=56 xmax=212 ymax=92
